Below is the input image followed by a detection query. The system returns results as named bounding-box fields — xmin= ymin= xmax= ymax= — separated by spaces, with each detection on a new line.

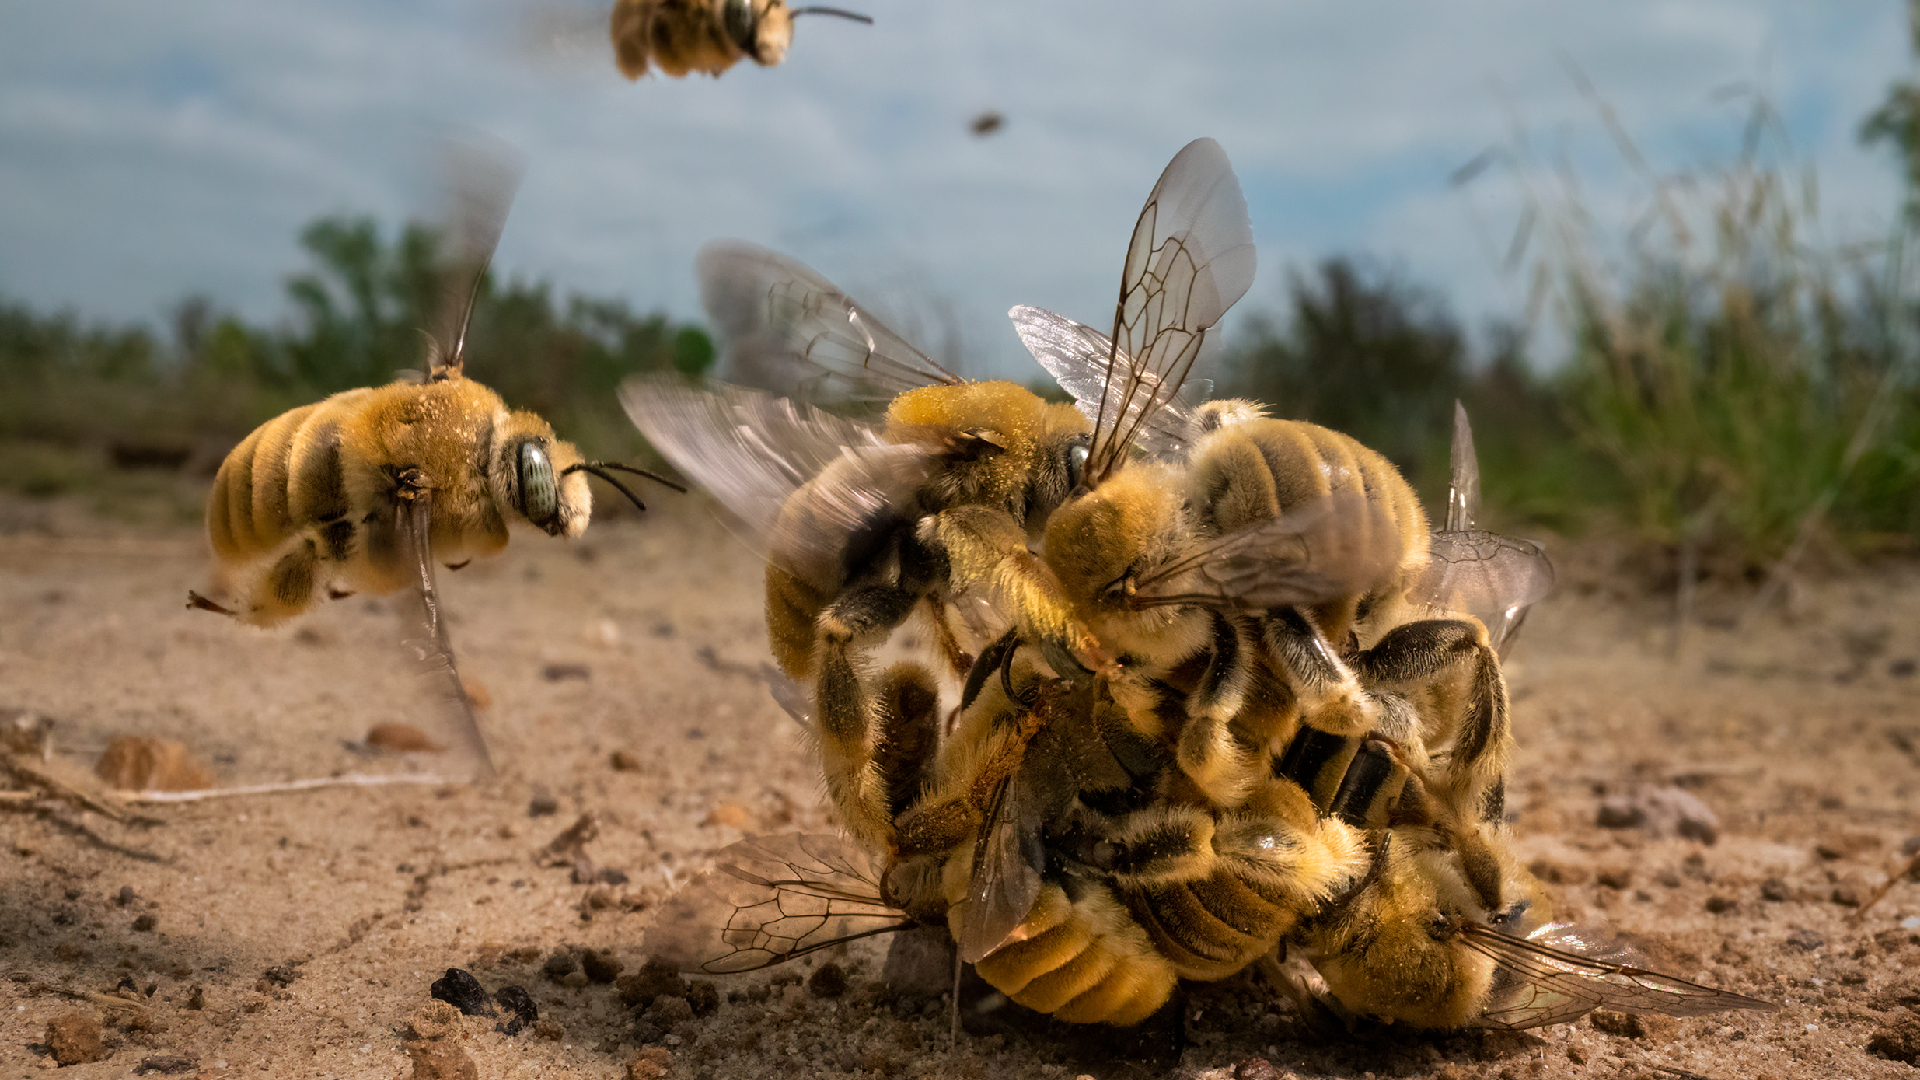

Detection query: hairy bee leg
xmin=873 ymin=664 xmax=942 ymax=822
xmin=1353 ymin=618 xmax=1510 ymax=821
xmin=1173 ymin=612 xmax=1257 ymax=804
xmin=1260 ymin=607 xmax=1377 ymax=736
xmin=917 ymin=505 xmax=1104 ymax=674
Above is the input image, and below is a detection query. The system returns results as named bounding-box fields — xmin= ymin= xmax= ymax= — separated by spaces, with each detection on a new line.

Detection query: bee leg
xmin=1174 ymin=612 xmax=1258 ymax=804
xmin=1352 ymin=618 xmax=1510 ymax=823
xmin=1256 ymin=951 xmax=1357 ymax=1038
xmin=186 ymin=591 xmax=237 ymax=617
xmin=873 ymin=663 xmax=941 ymax=822
xmin=917 ymin=506 xmax=1106 ymax=676
xmin=1259 ymin=607 xmax=1377 ymax=737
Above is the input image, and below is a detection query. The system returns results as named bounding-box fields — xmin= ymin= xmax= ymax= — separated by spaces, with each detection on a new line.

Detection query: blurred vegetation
xmin=1214 ymin=73 xmax=1920 ymax=574
xmin=0 ymin=214 xmax=710 ymax=517
xmin=13 ymin=49 xmax=1920 ymax=576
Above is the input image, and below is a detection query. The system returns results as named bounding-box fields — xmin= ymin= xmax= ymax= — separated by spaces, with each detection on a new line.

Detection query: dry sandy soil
xmin=1 ymin=491 xmax=1918 ymax=1080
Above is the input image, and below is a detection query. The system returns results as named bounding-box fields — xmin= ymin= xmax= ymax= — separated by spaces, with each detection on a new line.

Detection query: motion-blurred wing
xmin=1464 ymin=923 xmax=1778 ymax=1030
xmin=425 ymin=138 xmax=525 ymax=379
xmin=699 ymin=240 xmax=961 ymax=408
xmin=1131 ymin=491 xmax=1407 ymax=612
xmin=620 ymin=376 xmax=933 ymax=578
xmin=393 ymin=493 xmax=495 ymax=780
xmin=1446 ymin=400 xmax=1480 ymax=534
xmin=1417 ymin=531 xmax=1554 ymax=657
xmin=1010 ymin=304 xmax=1208 ymax=460
xmin=1084 ymin=138 xmax=1255 ymax=482
xmin=642 ymin=834 xmax=914 ymax=974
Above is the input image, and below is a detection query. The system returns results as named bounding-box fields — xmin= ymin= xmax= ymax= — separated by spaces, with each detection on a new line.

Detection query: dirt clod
xmin=1869 ymin=1012 xmax=1920 ymax=1065
xmin=429 ymin=968 xmax=494 ymax=1017
xmin=610 ymin=750 xmax=642 ymax=771
xmin=95 ymin=734 xmax=213 ymax=791
xmin=808 ymin=961 xmax=849 ymax=998
xmin=133 ymin=1056 xmax=198 ymax=1075
xmin=581 ymin=948 xmax=623 ymax=984
xmin=493 ymin=984 xmax=537 ymax=1036
xmin=45 ymin=1010 xmax=106 ymax=1065
xmin=618 ymin=959 xmax=686 ymax=1010
xmin=627 ymin=1046 xmax=673 ymax=1080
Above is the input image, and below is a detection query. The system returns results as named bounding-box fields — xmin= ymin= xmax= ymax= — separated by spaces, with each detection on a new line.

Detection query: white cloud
xmin=0 ymin=0 xmax=1908 ymax=379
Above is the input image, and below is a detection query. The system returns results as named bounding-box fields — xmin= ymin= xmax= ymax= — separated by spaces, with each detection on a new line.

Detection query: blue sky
xmin=0 ymin=1 xmax=1909 ymax=377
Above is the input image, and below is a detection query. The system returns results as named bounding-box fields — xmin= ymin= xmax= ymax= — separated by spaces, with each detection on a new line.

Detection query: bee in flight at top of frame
xmin=188 ymin=140 xmax=682 ymax=778
xmin=609 ymin=0 xmax=872 ymax=79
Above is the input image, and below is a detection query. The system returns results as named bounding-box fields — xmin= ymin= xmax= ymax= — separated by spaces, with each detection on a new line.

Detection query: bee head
xmin=725 ymin=0 xmax=794 ymax=65
xmin=1043 ymin=465 xmax=1207 ymax=664
xmin=496 ymin=412 xmax=591 ymax=537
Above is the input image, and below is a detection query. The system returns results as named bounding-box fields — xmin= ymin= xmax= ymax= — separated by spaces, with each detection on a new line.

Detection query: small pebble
xmin=493 ymin=985 xmax=537 ymax=1036
xmin=429 ymin=969 xmax=494 ymax=1017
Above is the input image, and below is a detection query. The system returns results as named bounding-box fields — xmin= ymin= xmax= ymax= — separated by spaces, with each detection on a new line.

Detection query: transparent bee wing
xmin=1462 ymin=922 xmax=1778 ymax=1030
xmin=425 ymin=138 xmax=525 ymax=379
xmin=1446 ymin=400 xmax=1481 ymax=534
xmin=698 ymin=240 xmax=962 ymax=408
xmin=392 ymin=493 xmax=495 ymax=780
xmin=1084 ymin=138 xmax=1256 ymax=483
xmin=1420 ymin=401 xmax=1552 ymax=656
xmin=1009 ymin=304 xmax=1207 ymax=460
xmin=761 ymin=665 xmax=812 ymax=728
xmin=955 ymin=765 xmax=1046 ymax=965
xmin=1130 ymin=490 xmax=1407 ymax=612
xmin=619 ymin=376 xmax=935 ymax=579
xmin=642 ymin=834 xmax=915 ymax=974
xmin=1417 ymin=532 xmax=1554 ymax=657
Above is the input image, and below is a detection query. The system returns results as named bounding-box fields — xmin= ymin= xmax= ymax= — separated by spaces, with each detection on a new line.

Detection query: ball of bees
xmin=189 ymin=141 xmax=680 ymax=777
xmin=609 ymin=0 xmax=871 ymax=79
xmin=631 ymin=134 xmax=1774 ymax=1036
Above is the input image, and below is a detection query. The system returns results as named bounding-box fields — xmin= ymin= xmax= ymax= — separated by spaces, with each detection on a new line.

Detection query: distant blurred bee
xmin=968 ymin=110 xmax=1005 ymax=138
xmin=609 ymin=0 xmax=871 ymax=79
xmin=189 ymin=142 xmax=681 ymax=777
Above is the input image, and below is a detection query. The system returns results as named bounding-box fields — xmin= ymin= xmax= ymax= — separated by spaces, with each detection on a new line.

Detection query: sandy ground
xmin=1 ymin=490 xmax=1918 ymax=1080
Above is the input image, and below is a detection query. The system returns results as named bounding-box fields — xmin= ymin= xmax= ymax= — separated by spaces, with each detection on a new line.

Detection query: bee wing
xmin=1131 ymin=490 xmax=1407 ymax=612
xmin=643 ymin=834 xmax=915 ymax=974
xmin=425 ymin=138 xmax=525 ymax=379
xmin=1462 ymin=923 xmax=1779 ymax=1030
xmin=955 ymin=766 xmax=1046 ymax=964
xmin=391 ymin=493 xmax=495 ymax=780
xmin=1446 ymin=400 xmax=1481 ymax=534
xmin=1416 ymin=531 xmax=1554 ymax=657
xmin=698 ymin=240 xmax=962 ymax=408
xmin=1009 ymin=304 xmax=1207 ymax=460
xmin=1084 ymin=138 xmax=1256 ymax=482
xmin=620 ymin=376 xmax=935 ymax=575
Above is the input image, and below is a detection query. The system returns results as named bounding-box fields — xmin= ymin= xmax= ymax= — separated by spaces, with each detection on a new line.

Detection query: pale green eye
xmin=518 ymin=442 xmax=557 ymax=526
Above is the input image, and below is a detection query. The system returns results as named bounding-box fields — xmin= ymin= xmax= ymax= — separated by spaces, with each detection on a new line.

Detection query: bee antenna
xmin=560 ymin=461 xmax=689 ymax=514
xmin=791 ymin=6 xmax=873 ymax=23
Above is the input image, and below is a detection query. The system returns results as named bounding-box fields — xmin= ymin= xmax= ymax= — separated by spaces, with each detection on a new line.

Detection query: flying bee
xmin=189 ymin=141 xmax=681 ymax=778
xmin=608 ymin=0 xmax=871 ymax=79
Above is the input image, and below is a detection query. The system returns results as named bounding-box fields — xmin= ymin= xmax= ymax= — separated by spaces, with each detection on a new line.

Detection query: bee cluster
xmin=628 ymin=139 xmax=1778 ymax=1032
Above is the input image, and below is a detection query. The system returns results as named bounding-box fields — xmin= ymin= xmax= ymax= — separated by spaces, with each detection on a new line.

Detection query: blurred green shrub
xmin=0 ymin=212 xmax=711 ymax=499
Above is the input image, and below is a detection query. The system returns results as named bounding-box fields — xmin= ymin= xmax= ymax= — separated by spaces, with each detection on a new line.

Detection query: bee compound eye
xmin=517 ymin=441 xmax=558 ymax=527
xmin=1067 ymin=442 xmax=1090 ymax=487
xmin=722 ymin=0 xmax=757 ymax=50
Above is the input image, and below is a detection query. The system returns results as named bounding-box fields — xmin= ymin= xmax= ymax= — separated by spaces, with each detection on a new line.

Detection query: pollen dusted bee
xmin=609 ymin=0 xmax=870 ymax=79
xmin=190 ymin=143 xmax=680 ymax=777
